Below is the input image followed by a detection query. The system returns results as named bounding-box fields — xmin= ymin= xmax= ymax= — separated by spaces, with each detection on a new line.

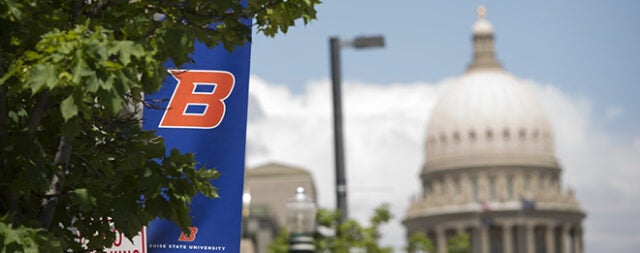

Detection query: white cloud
xmin=245 ymin=75 xmax=640 ymax=252
xmin=534 ymin=84 xmax=640 ymax=252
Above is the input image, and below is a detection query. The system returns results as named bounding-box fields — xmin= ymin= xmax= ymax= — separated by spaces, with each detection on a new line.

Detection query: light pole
xmin=329 ymin=35 xmax=385 ymax=223
xmin=286 ymin=187 xmax=317 ymax=253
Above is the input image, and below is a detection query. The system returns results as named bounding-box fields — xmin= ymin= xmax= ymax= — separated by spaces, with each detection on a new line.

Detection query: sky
xmin=245 ymin=1 xmax=639 ymax=252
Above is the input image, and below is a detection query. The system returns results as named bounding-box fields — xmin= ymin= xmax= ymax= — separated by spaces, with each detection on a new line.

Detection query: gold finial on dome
xmin=477 ymin=5 xmax=487 ymax=19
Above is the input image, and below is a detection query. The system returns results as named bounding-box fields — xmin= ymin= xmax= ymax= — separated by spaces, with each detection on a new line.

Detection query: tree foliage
xmin=405 ymin=231 xmax=434 ymax=253
xmin=0 ymin=0 xmax=319 ymax=251
xmin=316 ymin=204 xmax=394 ymax=253
xmin=447 ymin=232 xmax=472 ymax=253
xmin=268 ymin=204 xmax=394 ymax=253
xmin=405 ymin=231 xmax=472 ymax=253
xmin=266 ymin=229 xmax=291 ymax=253
xmin=267 ymin=203 xmax=475 ymax=253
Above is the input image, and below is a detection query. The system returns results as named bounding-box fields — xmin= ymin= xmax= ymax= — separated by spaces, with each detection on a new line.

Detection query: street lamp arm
xmin=339 ymin=35 xmax=386 ymax=49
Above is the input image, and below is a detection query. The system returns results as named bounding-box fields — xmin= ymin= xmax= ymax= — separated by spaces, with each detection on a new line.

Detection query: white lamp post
xmin=286 ymin=187 xmax=317 ymax=253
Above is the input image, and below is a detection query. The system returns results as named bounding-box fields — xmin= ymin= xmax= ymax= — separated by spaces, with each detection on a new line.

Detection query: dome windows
xmin=486 ymin=129 xmax=494 ymax=141
xmin=519 ymin=128 xmax=527 ymax=141
xmin=439 ymin=133 xmax=447 ymax=146
xmin=503 ymin=128 xmax=510 ymax=141
xmin=453 ymin=131 xmax=461 ymax=144
xmin=532 ymin=129 xmax=540 ymax=140
xmin=469 ymin=130 xmax=477 ymax=142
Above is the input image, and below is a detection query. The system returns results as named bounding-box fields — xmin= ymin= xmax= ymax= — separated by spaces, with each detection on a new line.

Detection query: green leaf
xmin=29 ymin=64 xmax=57 ymax=92
xmin=100 ymin=74 xmax=116 ymax=90
xmin=60 ymin=95 xmax=78 ymax=121
xmin=0 ymin=221 xmax=63 ymax=252
xmin=86 ymin=75 xmax=99 ymax=92
xmin=72 ymin=59 xmax=94 ymax=83
xmin=109 ymin=92 xmax=124 ymax=114
xmin=197 ymin=168 xmax=221 ymax=180
xmin=72 ymin=188 xmax=96 ymax=212
xmin=4 ymin=0 xmax=23 ymax=20
xmin=115 ymin=41 xmax=144 ymax=66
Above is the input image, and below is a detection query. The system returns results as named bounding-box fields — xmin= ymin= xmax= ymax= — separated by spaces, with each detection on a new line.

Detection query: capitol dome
xmin=425 ymin=69 xmax=557 ymax=171
xmin=404 ymin=7 xmax=585 ymax=253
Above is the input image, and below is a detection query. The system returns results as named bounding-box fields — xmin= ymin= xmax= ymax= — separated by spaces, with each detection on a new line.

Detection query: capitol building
xmin=403 ymin=7 xmax=586 ymax=253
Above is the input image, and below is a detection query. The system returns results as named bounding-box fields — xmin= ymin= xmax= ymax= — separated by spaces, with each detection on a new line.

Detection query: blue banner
xmin=141 ymin=29 xmax=252 ymax=252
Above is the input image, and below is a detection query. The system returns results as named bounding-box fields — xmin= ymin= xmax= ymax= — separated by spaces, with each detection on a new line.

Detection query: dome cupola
xmin=468 ymin=6 xmax=502 ymax=71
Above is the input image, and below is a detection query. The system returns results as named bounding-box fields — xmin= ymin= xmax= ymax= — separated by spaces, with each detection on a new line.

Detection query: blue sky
xmin=251 ymin=0 xmax=639 ymax=136
xmin=246 ymin=1 xmax=640 ymax=252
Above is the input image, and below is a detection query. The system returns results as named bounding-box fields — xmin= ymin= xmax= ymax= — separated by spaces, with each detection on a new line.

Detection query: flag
xmin=479 ymin=200 xmax=491 ymax=212
xmin=521 ymin=198 xmax=536 ymax=212
xmin=141 ymin=24 xmax=252 ymax=253
xmin=478 ymin=200 xmax=493 ymax=225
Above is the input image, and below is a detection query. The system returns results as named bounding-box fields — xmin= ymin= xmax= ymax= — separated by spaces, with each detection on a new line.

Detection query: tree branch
xmin=72 ymin=152 xmax=111 ymax=187
xmin=0 ymin=84 xmax=7 ymax=145
xmin=38 ymin=135 xmax=73 ymax=229
xmin=0 ymin=47 xmax=7 ymax=142
xmin=87 ymin=0 xmax=110 ymax=19
xmin=0 ymin=81 xmax=14 ymax=222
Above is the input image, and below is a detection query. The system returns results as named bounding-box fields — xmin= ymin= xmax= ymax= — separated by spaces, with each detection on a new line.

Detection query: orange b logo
xmin=159 ymin=69 xmax=235 ymax=129
xmin=178 ymin=227 xmax=199 ymax=242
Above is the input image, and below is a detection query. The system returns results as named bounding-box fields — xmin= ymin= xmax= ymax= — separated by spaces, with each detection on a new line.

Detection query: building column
xmin=516 ymin=224 xmax=525 ymax=253
xmin=480 ymin=224 xmax=490 ymax=253
xmin=561 ymin=224 xmax=571 ymax=253
xmin=545 ymin=224 xmax=556 ymax=253
xmin=572 ymin=227 xmax=582 ymax=253
xmin=502 ymin=223 xmax=513 ymax=253
xmin=526 ymin=223 xmax=535 ymax=253
xmin=436 ymin=227 xmax=447 ymax=253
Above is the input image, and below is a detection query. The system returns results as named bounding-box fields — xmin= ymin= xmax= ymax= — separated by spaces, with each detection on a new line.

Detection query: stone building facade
xmin=403 ymin=7 xmax=585 ymax=253
xmin=241 ymin=163 xmax=317 ymax=253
